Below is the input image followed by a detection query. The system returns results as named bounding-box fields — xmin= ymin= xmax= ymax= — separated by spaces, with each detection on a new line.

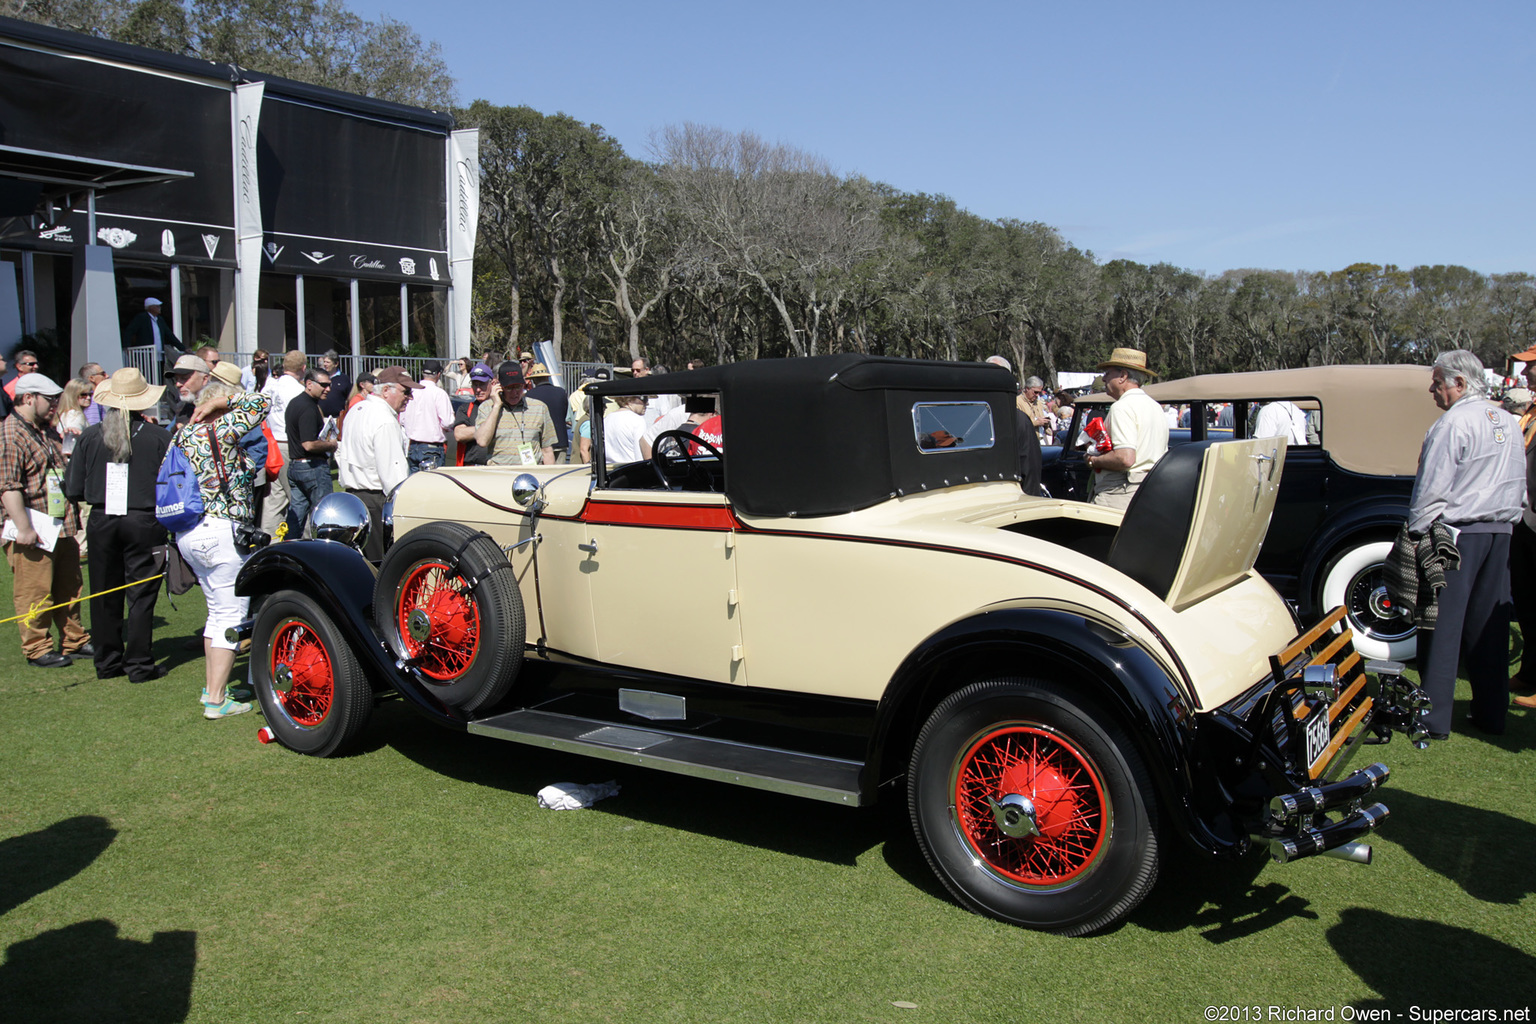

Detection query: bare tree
xmin=599 ymin=163 xmax=686 ymax=361
xmin=655 ymin=124 xmax=884 ymax=357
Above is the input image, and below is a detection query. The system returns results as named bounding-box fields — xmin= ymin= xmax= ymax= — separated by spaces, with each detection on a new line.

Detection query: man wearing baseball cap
xmin=451 ymin=363 xmax=496 ymax=466
xmin=122 ymin=296 xmax=185 ymax=373
xmin=167 ymin=353 xmax=211 ymax=425
xmin=0 ymin=373 xmax=91 ymax=667
xmin=399 ymin=360 xmax=454 ymax=473
xmin=336 ymin=365 xmax=419 ymax=562
xmin=473 ymin=362 xmax=556 ymax=466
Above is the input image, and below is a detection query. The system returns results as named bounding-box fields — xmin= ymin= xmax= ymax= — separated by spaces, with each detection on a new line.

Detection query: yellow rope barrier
xmin=0 ymin=574 xmax=165 ymax=629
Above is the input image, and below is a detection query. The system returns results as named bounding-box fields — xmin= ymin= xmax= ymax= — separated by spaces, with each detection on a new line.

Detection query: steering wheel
xmin=650 ymin=429 xmax=724 ymax=491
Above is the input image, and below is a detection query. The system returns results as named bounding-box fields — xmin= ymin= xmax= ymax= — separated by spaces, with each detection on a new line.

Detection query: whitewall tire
xmin=1319 ymin=540 xmax=1417 ymax=662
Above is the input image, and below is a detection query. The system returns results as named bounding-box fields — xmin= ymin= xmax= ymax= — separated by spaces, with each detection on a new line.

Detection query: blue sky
xmin=350 ymin=1 xmax=1534 ymax=278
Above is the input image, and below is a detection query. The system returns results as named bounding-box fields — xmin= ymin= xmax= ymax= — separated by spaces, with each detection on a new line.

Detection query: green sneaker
xmin=202 ymin=683 xmax=253 ymax=705
xmin=204 ymin=697 xmax=253 ymax=720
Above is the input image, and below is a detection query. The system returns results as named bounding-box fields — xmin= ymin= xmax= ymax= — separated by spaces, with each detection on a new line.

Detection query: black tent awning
xmin=0 ymin=143 xmax=193 ymax=220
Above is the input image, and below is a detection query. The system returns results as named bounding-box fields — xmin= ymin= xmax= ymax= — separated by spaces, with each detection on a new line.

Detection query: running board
xmin=468 ymin=709 xmax=867 ymax=806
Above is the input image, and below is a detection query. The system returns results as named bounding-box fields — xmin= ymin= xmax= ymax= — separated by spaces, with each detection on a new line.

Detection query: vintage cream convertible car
xmin=237 ymin=355 xmax=1428 ymax=936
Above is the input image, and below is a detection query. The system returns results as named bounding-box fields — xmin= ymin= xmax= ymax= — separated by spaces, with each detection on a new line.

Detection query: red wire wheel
xmin=395 ymin=560 xmax=482 ymax=682
xmin=909 ymin=679 xmax=1159 ymax=935
xmin=373 ymin=522 xmax=524 ymax=713
xmin=254 ymin=590 xmax=373 ymax=757
xmin=952 ymin=724 xmax=1109 ymax=887
xmin=269 ymin=618 xmax=334 ymax=727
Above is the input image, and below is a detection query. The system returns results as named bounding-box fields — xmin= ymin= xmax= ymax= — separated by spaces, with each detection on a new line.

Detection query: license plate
xmin=1302 ymin=702 xmax=1331 ymax=771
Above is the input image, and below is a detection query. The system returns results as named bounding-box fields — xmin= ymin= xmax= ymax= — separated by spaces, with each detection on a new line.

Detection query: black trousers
xmin=88 ymin=510 xmax=168 ymax=681
xmin=1416 ymin=529 xmax=1513 ymax=735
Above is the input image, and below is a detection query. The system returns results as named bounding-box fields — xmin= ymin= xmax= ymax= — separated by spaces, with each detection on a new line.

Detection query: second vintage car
xmin=1044 ymin=365 xmax=1443 ymax=662
xmin=237 ymin=355 xmax=1428 ymax=936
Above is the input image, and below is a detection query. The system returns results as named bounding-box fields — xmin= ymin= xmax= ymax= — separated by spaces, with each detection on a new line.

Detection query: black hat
xmin=497 ymin=360 xmax=526 ymax=391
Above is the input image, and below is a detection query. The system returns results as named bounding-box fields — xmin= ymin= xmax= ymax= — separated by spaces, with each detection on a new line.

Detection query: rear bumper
xmin=1204 ymin=611 xmax=1430 ymax=865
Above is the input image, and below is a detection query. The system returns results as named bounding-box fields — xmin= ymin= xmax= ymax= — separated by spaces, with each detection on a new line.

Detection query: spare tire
xmin=374 ymin=521 xmax=524 ymax=712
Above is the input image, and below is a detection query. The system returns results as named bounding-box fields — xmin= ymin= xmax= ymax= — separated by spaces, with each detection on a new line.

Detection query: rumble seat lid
xmin=1165 ymin=437 xmax=1288 ymax=610
xmin=1110 ymin=437 xmax=1288 ymax=611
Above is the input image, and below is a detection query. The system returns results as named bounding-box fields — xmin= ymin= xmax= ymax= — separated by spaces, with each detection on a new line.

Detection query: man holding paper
xmin=0 ymin=372 xmax=91 ymax=667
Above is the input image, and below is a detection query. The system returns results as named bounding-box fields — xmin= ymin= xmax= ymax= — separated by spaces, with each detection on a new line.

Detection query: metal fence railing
xmin=125 ymin=347 xmax=624 ymax=394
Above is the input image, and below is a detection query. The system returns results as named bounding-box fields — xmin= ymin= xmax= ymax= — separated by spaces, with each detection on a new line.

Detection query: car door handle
xmin=578 ymin=540 xmax=598 ymax=555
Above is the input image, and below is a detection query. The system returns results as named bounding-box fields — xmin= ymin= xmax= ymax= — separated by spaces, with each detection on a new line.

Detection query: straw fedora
xmin=210 ymin=362 xmax=244 ymax=388
xmin=94 ymin=367 xmax=164 ymax=411
xmin=1096 ymin=347 xmax=1157 ymax=377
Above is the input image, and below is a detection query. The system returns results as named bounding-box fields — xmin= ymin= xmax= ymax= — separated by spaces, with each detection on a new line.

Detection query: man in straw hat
xmin=1085 ymin=347 xmax=1168 ymax=510
xmin=1 ymin=372 xmax=92 ymax=667
xmin=63 ymin=368 xmax=172 ymax=681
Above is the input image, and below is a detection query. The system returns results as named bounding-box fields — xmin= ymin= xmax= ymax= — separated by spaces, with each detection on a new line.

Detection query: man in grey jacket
xmin=1408 ymin=349 xmax=1525 ymax=739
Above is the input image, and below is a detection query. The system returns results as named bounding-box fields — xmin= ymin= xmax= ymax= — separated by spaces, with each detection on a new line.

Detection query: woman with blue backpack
xmin=158 ymin=362 xmax=271 ymax=719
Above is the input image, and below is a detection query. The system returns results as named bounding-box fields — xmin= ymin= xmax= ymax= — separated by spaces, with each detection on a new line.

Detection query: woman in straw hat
xmin=62 ymin=368 xmax=173 ymax=683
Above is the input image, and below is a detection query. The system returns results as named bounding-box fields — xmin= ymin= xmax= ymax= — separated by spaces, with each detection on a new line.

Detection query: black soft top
xmin=588 ymin=354 xmax=1022 ymax=517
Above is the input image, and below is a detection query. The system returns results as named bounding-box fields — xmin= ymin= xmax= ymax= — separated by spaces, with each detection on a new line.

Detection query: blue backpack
xmin=155 ymin=441 xmax=205 ymax=534
xmin=237 ymin=424 xmax=266 ymax=469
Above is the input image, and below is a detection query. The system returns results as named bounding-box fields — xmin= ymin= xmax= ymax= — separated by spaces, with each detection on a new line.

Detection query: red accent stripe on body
xmin=579 ymin=501 xmax=741 ymax=530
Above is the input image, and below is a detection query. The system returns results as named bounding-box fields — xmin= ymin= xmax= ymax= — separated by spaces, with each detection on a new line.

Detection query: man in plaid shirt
xmin=1 ymin=373 xmax=90 ymax=667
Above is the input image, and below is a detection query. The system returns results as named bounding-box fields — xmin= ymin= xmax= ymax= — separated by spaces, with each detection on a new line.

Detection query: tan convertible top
xmin=1076 ymin=365 xmax=1442 ymax=476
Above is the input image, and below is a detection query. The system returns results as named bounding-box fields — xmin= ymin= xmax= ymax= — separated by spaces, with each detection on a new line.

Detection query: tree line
xmin=462 ymin=107 xmax=1536 ymax=383
xmin=11 ymin=2 xmax=1535 ymax=383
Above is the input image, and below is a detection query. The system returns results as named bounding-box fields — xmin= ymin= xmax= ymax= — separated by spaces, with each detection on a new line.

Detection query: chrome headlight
xmin=309 ymin=491 xmax=371 ymax=551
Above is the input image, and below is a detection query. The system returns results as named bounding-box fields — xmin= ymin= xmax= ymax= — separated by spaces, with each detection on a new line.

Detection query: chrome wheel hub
xmin=407 ymin=608 xmax=433 ymax=643
xmin=987 ymin=793 xmax=1041 ymax=839
xmin=1365 ymin=585 xmax=1395 ymax=621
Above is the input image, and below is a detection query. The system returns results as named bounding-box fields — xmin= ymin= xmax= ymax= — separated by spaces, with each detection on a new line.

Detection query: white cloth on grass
xmin=536 ymin=781 xmax=621 ymax=810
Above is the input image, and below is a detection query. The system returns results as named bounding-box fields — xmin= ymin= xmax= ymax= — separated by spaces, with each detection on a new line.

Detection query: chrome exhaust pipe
xmin=1320 ymin=840 xmax=1372 ymax=865
xmin=1254 ymin=802 xmax=1389 ymax=864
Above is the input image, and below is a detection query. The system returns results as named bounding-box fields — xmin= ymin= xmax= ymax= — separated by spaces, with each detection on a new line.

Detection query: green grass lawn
xmin=1 ymin=565 xmax=1534 ymax=1023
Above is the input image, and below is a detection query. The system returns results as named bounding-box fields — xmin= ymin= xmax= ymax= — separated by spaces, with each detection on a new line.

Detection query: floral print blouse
xmin=170 ymin=391 xmax=271 ymax=523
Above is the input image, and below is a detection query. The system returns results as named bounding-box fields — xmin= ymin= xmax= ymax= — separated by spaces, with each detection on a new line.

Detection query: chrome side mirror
xmin=513 ymin=472 xmax=546 ymax=530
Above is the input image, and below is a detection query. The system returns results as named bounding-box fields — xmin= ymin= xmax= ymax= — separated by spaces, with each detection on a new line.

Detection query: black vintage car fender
xmin=1295 ymin=495 xmax=1410 ymax=616
xmin=234 ymin=540 xmax=471 ymax=727
xmin=869 ymin=605 xmax=1250 ymax=857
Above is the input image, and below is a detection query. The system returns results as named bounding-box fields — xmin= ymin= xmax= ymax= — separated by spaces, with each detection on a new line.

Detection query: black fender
xmin=235 ymin=540 xmax=470 ymax=729
xmin=868 ymin=606 xmax=1240 ymax=857
xmin=1295 ymin=494 xmax=1409 ymax=618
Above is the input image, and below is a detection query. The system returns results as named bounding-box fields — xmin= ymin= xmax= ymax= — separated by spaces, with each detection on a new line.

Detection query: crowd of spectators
xmin=10 ymin=334 xmax=1536 ymax=746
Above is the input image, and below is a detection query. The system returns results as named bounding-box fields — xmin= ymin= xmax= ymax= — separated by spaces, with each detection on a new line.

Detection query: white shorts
xmin=176 ymin=516 xmax=250 ymax=651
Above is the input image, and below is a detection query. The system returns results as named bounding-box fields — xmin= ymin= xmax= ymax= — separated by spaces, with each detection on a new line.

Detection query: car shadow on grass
xmin=1330 ymin=908 xmax=1536 ymax=1011
xmin=373 ymin=700 xmax=889 ymax=867
xmin=1374 ymin=787 xmax=1536 ymax=905
xmin=1130 ymin=841 xmax=1315 ymax=942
